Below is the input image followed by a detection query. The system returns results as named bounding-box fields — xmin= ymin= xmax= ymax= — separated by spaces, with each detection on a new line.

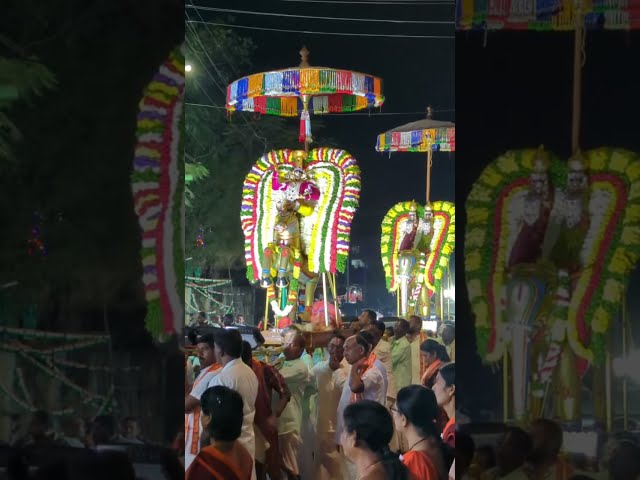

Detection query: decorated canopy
xmin=375 ymin=110 xmax=455 ymax=204
xmin=226 ymin=47 xmax=384 ymax=145
xmin=457 ymin=0 xmax=640 ymax=31
xmin=376 ymin=117 xmax=455 ymax=153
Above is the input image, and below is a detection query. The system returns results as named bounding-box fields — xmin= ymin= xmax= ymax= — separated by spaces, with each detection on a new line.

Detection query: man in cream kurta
xmin=276 ymin=330 xmax=312 ymax=479
xmin=312 ymin=334 xmax=349 ymax=480
xmin=209 ymin=329 xmax=259 ymax=480
xmin=391 ymin=319 xmax=412 ymax=390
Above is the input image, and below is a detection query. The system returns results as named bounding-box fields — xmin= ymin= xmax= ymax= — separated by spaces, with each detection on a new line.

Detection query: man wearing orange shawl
xmin=407 ymin=316 xmax=428 ymax=384
xmin=335 ymin=333 xmax=386 ymax=479
xmin=335 ymin=333 xmax=385 ymax=441
xmin=185 ymin=334 xmax=222 ymax=470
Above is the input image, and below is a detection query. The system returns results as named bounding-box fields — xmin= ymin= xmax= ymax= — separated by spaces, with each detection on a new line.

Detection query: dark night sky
xmin=456 ymin=31 xmax=640 ymax=415
xmin=188 ymin=0 xmax=455 ymax=311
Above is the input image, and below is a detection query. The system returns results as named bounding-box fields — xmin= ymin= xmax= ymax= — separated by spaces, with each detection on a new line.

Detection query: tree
xmin=184 ymin=24 xmax=298 ymax=276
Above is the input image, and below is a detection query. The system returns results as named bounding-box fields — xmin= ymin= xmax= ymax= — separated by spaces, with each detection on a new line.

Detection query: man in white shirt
xmin=208 ymin=328 xmax=259 ymax=480
xmin=363 ymin=321 xmax=401 ymax=450
xmin=359 ymin=330 xmax=388 ymax=403
xmin=363 ymin=321 xmax=397 ymax=404
xmin=336 ymin=333 xmax=385 ymax=479
xmin=184 ymin=333 xmax=222 ymax=470
xmin=312 ymin=333 xmax=349 ymax=480
xmin=276 ymin=329 xmax=312 ymax=480
xmin=335 ymin=333 xmax=385 ymax=443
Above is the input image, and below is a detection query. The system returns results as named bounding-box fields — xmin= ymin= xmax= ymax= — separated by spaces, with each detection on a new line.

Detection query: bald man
xmin=277 ymin=330 xmax=311 ymax=480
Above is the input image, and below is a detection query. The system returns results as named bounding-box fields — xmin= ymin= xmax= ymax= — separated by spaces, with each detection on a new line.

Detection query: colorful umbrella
xmin=376 ymin=108 xmax=455 ymax=203
xmin=226 ymin=47 xmax=385 ymax=148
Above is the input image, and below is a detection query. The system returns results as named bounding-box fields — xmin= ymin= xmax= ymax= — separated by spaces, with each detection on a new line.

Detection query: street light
xmin=185 ymin=64 xmax=192 ymax=72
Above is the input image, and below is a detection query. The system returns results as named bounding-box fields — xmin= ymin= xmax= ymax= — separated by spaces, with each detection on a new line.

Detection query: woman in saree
xmin=186 ymin=385 xmax=252 ymax=480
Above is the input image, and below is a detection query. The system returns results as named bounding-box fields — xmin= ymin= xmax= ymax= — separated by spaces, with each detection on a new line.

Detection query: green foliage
xmin=0 ymin=57 xmax=56 ymax=161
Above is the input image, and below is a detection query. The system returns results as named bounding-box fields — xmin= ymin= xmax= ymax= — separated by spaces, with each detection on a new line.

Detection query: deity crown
xmin=532 ymin=145 xmax=551 ymax=173
xmin=568 ymin=149 xmax=588 ymax=173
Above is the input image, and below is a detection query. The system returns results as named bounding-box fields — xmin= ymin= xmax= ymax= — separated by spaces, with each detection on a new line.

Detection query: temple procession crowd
xmin=184 ymin=311 xmax=456 ymax=480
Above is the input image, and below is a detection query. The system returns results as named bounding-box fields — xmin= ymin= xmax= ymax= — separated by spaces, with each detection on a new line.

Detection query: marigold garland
xmin=381 ymin=200 xmax=455 ymax=298
xmin=465 ymin=147 xmax=640 ymax=365
xmin=131 ymin=46 xmax=185 ymax=340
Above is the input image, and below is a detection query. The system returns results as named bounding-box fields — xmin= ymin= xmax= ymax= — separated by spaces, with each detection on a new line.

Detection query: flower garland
xmin=131 ymin=46 xmax=185 ymax=340
xmin=381 ymin=200 xmax=455 ymax=296
xmin=465 ymin=147 xmax=640 ymax=365
xmin=567 ymin=148 xmax=640 ymax=364
xmin=226 ymin=68 xmax=384 ymax=115
xmin=465 ymin=149 xmax=564 ymax=361
xmin=241 ymin=148 xmax=361 ymax=282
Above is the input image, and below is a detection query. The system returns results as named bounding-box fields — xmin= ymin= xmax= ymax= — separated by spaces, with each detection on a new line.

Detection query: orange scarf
xmin=186 ymin=444 xmax=244 ymax=480
xmin=185 ymin=363 xmax=221 ymax=455
xmin=350 ymin=353 xmax=377 ymax=403
xmin=442 ymin=416 xmax=455 ymax=448
xmin=421 ymin=359 xmax=443 ymax=388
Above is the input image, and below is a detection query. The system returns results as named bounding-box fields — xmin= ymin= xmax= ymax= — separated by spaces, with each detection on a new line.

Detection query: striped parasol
xmin=376 ymin=107 xmax=455 ymax=204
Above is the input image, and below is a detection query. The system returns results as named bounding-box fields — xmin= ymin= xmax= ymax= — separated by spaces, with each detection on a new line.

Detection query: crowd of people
xmin=458 ymin=419 xmax=640 ymax=480
xmin=184 ymin=310 xmax=456 ymax=480
xmin=4 ymin=411 xmax=183 ymax=480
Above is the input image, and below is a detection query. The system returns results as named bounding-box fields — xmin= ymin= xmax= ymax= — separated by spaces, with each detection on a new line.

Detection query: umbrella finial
xmin=299 ymin=46 xmax=310 ymax=67
xmin=426 ymin=106 xmax=433 ymax=119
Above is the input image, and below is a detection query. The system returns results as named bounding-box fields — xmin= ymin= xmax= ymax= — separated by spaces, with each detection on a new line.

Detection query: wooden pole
xmin=322 ymin=273 xmax=329 ymax=327
xmin=503 ymin=353 xmax=509 ymax=423
xmin=329 ymin=272 xmax=342 ymax=328
xmin=571 ymin=6 xmax=584 ymax=154
xmin=396 ymin=291 xmax=400 ymax=317
xmin=264 ymin=291 xmax=269 ymax=331
xmin=606 ymin=350 xmax=613 ymax=432
xmin=623 ymin=291 xmax=628 ymax=430
xmin=426 ymin=149 xmax=432 ymax=205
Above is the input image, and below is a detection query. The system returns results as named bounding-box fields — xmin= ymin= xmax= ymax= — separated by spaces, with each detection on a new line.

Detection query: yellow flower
xmin=483 ymin=166 xmax=502 ymax=187
xmin=498 ymin=155 xmax=519 ymax=174
xmin=467 ymin=207 xmax=489 ymax=223
xmin=629 ymin=182 xmax=640 ymax=200
xmin=625 ymin=205 xmax=640 ymax=221
xmin=621 ymin=226 xmax=640 ymax=246
xmin=609 ymin=248 xmax=632 ymax=274
xmin=626 ymin=162 xmax=640 ymax=182
xmin=466 ymin=228 xmax=485 ymax=248
xmin=473 ymin=301 xmax=489 ymax=327
xmin=467 ymin=279 xmax=483 ymax=299
xmin=588 ymin=151 xmax=606 ymax=171
xmin=610 ymin=151 xmax=630 ymax=173
xmin=469 ymin=186 xmax=494 ymax=203
xmin=591 ymin=307 xmax=610 ymax=334
xmin=466 ymin=251 xmax=482 ymax=271
xmin=603 ymin=279 xmax=623 ymax=303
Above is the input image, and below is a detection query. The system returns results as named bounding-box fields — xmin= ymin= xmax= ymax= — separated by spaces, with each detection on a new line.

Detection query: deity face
xmin=290 ymin=168 xmax=305 ymax=182
xmin=406 ymin=212 xmax=418 ymax=232
xmin=567 ymin=167 xmax=587 ymax=194
xmin=423 ymin=208 xmax=433 ymax=223
xmin=530 ymin=172 xmax=548 ymax=196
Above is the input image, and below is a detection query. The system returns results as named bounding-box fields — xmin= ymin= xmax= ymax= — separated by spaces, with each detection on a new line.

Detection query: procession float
xmin=226 ymin=47 xmax=383 ymax=348
xmin=459 ymin=0 xmax=640 ymax=430
xmin=377 ymin=109 xmax=456 ymax=319
xmin=131 ymin=46 xmax=185 ymax=341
